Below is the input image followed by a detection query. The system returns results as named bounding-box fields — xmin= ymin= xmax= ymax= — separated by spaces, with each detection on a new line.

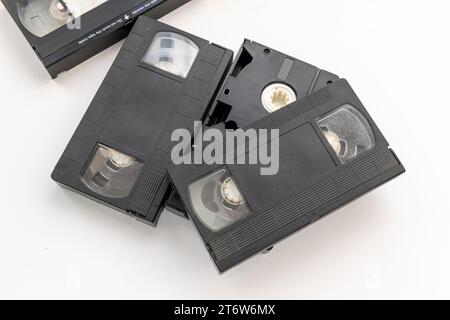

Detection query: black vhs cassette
xmin=51 ymin=15 xmax=233 ymax=225
xmin=168 ymin=79 xmax=405 ymax=273
xmin=1 ymin=0 xmax=191 ymax=78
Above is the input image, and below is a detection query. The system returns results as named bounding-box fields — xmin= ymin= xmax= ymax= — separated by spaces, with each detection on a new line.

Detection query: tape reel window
xmin=17 ymin=0 xmax=109 ymax=37
xmin=188 ymin=169 xmax=252 ymax=231
xmin=317 ymin=104 xmax=375 ymax=163
xmin=142 ymin=32 xmax=200 ymax=78
xmin=81 ymin=144 xmax=143 ymax=198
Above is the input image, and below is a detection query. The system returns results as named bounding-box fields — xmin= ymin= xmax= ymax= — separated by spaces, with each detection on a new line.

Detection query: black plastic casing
xmin=1 ymin=0 xmax=191 ymax=78
xmin=51 ymin=16 xmax=234 ymax=226
xmin=168 ymin=79 xmax=405 ymax=273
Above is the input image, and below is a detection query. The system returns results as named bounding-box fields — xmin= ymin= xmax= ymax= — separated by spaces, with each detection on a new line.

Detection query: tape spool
xmin=261 ymin=83 xmax=297 ymax=113
xmin=189 ymin=170 xmax=251 ymax=231
xmin=318 ymin=104 xmax=375 ymax=163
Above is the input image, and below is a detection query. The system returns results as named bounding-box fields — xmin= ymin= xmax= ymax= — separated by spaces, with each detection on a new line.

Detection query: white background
xmin=0 ymin=0 xmax=449 ymax=299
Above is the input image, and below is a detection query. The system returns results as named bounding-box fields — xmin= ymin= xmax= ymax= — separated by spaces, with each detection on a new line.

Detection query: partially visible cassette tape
xmin=17 ymin=0 xmax=109 ymax=37
xmin=207 ymin=40 xmax=339 ymax=129
xmin=51 ymin=16 xmax=233 ymax=225
xmin=168 ymin=79 xmax=405 ymax=273
xmin=3 ymin=0 xmax=191 ymax=77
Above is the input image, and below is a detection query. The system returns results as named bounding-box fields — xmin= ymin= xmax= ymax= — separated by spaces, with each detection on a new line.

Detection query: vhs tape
xmin=1 ymin=0 xmax=191 ymax=78
xmin=167 ymin=79 xmax=405 ymax=273
xmin=51 ymin=15 xmax=233 ymax=225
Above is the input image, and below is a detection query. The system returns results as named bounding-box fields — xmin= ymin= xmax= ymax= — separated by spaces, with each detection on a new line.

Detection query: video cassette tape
xmin=206 ymin=39 xmax=339 ymax=129
xmin=168 ymin=79 xmax=405 ymax=273
xmin=51 ymin=15 xmax=233 ymax=226
xmin=1 ymin=0 xmax=191 ymax=78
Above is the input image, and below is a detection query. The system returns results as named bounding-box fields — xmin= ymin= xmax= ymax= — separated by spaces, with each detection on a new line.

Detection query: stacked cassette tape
xmin=51 ymin=15 xmax=404 ymax=273
xmin=52 ymin=16 xmax=233 ymax=225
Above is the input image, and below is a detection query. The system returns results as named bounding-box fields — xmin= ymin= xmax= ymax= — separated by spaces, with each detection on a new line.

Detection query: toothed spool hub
xmin=261 ymin=83 xmax=297 ymax=113
xmin=221 ymin=177 xmax=245 ymax=206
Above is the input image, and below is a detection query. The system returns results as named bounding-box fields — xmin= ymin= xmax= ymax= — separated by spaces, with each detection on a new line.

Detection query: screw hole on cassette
xmin=327 ymin=80 xmax=333 ymax=84
xmin=264 ymin=48 xmax=271 ymax=55
xmin=224 ymin=89 xmax=230 ymax=95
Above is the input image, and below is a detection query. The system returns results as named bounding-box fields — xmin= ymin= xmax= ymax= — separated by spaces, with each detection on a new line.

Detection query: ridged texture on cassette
xmin=209 ymin=148 xmax=400 ymax=262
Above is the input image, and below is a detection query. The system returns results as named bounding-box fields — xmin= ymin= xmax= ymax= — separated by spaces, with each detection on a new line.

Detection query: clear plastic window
xmin=317 ymin=104 xmax=375 ymax=163
xmin=81 ymin=144 xmax=142 ymax=198
xmin=188 ymin=169 xmax=252 ymax=231
xmin=142 ymin=32 xmax=199 ymax=78
xmin=18 ymin=0 xmax=109 ymax=37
